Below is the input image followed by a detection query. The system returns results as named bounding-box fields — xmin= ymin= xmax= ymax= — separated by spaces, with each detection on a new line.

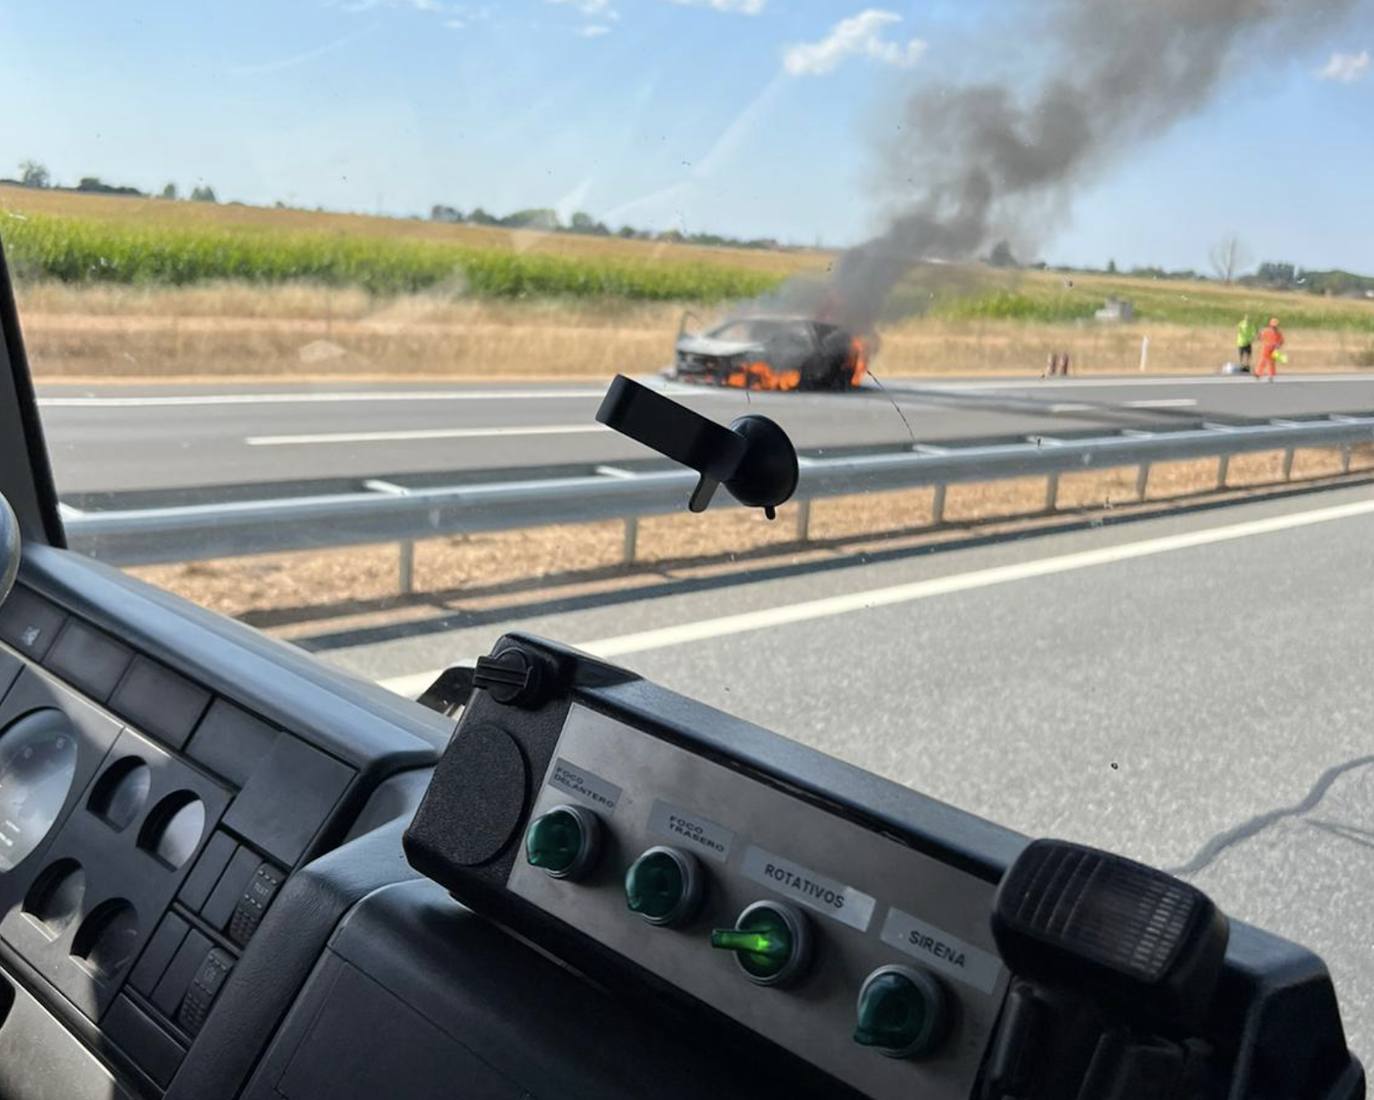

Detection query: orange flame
xmin=725 ymin=361 xmax=801 ymax=391
xmin=848 ymin=337 xmax=869 ymax=387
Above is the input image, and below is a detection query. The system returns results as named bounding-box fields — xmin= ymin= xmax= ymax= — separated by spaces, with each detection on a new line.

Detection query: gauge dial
xmin=0 ymin=709 xmax=80 ymax=873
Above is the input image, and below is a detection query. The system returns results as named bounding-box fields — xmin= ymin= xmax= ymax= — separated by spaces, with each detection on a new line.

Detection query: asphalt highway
xmin=311 ymin=482 xmax=1374 ymax=1061
xmin=37 ymin=372 xmax=1374 ymax=495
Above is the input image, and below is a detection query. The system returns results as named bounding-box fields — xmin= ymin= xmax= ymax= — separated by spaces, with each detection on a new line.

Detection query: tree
xmin=74 ymin=176 xmax=144 ymax=196
xmin=502 ymin=208 xmax=559 ymax=230
xmin=430 ymin=204 xmax=463 ymax=223
xmin=1255 ymin=261 xmax=1299 ymax=288
xmin=1209 ymin=234 xmax=1250 ymax=284
xmin=161 ymin=183 xmax=178 ymax=200
xmin=568 ymin=211 xmax=610 ymax=236
xmin=18 ymin=160 xmax=50 ymax=188
xmin=189 ymin=185 xmax=217 ymax=203
xmin=1106 ymin=258 xmax=1118 ymax=274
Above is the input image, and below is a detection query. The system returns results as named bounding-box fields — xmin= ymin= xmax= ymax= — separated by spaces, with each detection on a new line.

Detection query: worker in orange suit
xmin=1256 ymin=317 xmax=1284 ymax=381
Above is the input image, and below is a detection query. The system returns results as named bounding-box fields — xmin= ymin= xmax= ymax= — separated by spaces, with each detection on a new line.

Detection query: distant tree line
xmin=1241 ymin=262 xmax=1374 ymax=299
xmin=6 ymin=160 xmax=217 ymax=203
xmin=429 ymin=203 xmax=786 ymax=250
xmin=988 ymin=242 xmax=1206 ymax=282
xmin=983 ymin=237 xmax=1373 ymax=297
xmin=6 ymin=160 xmax=786 ymax=249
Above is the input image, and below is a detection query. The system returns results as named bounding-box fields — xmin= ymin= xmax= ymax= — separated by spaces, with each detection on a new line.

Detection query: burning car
xmin=666 ymin=315 xmax=870 ymax=391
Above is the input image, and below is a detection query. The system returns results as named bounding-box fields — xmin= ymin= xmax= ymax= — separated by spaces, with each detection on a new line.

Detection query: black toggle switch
xmin=472 ymin=645 xmax=557 ymax=708
xmin=177 ymin=947 xmax=234 ymax=1037
xmin=228 ymin=861 xmax=285 ymax=946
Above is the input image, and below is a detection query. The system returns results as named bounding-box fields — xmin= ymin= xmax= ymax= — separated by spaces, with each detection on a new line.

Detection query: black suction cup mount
xmin=595 ymin=375 xmax=799 ymax=519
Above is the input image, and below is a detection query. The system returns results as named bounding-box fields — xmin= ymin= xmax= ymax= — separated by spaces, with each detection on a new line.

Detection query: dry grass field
xmin=14 ymin=281 xmax=1374 ymax=381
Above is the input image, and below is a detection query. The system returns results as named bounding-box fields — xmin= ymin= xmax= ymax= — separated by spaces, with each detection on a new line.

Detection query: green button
xmin=711 ymin=902 xmax=807 ymax=985
xmin=525 ymin=807 xmax=587 ymax=876
xmin=625 ymin=849 xmax=684 ymax=920
xmin=853 ymin=967 xmax=945 ymax=1059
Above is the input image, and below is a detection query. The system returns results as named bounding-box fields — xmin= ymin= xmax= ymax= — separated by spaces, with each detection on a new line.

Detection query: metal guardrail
xmin=63 ymin=414 xmax=1374 ymax=585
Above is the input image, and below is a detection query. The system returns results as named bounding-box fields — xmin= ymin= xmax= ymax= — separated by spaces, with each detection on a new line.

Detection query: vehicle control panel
xmin=405 ymin=635 xmax=1029 ymax=1098
xmin=405 ymin=633 xmax=1366 ymax=1100
xmin=507 ymin=703 xmax=1004 ymax=1098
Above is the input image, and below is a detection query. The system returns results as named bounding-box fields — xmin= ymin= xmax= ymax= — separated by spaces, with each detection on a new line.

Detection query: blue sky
xmin=1 ymin=0 xmax=1371 ymax=272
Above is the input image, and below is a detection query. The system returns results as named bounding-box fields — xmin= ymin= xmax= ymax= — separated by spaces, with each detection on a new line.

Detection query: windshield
xmin=705 ymin=319 xmax=798 ymax=343
xmin=6 ymin=0 xmax=1374 ymax=1061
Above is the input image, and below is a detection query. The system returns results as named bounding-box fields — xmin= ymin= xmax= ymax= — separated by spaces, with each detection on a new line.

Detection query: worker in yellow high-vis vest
xmin=1236 ymin=314 xmax=1258 ymax=371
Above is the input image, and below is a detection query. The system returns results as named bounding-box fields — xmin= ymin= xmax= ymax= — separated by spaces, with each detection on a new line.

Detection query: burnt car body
xmin=667 ymin=316 xmax=869 ymax=391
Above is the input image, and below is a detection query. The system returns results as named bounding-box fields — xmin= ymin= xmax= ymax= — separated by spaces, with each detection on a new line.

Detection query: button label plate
xmin=879 ymin=907 xmax=1003 ymax=994
xmin=741 ymin=845 xmax=876 ymax=931
xmin=648 ymin=800 xmax=735 ymax=863
xmin=548 ymin=757 xmax=621 ymax=813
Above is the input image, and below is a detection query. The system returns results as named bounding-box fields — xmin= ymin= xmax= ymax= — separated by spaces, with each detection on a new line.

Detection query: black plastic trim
xmin=17 ymin=546 xmax=449 ymax=768
xmin=0 ymin=240 xmax=63 ymax=548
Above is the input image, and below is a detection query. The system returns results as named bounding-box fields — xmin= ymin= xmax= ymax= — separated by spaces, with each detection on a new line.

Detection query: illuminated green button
xmin=711 ymin=901 xmax=810 ymax=986
xmin=625 ymin=846 xmax=702 ymax=926
xmin=524 ymin=804 xmax=599 ymax=880
xmin=853 ymin=966 xmax=946 ymax=1059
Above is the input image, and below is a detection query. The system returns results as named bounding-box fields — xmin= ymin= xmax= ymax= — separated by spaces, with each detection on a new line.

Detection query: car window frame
xmin=0 ymin=243 xmax=64 ymax=549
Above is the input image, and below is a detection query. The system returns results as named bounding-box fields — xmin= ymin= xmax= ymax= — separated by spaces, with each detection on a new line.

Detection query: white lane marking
xmin=375 ymin=494 xmax=1374 ymax=698
xmin=40 ymin=389 xmax=603 ymax=408
xmin=1039 ymin=398 xmax=1194 ymax=413
xmin=37 ymin=379 xmax=706 ymax=409
xmin=905 ymin=372 xmax=1374 ymax=391
xmin=246 ymin=423 xmax=608 ymax=446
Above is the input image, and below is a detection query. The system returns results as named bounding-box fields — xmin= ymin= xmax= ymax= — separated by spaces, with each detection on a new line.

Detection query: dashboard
xmin=0 ymin=551 xmax=444 ymax=1099
xmin=0 ymin=541 xmax=1364 ymax=1099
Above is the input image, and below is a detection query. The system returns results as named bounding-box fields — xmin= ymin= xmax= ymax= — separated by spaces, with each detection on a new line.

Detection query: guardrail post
xmin=1282 ymin=448 xmax=1295 ymax=481
xmin=622 ymin=517 xmax=639 ymax=563
xmin=796 ymin=499 xmax=812 ymax=542
xmin=398 ymin=540 xmax=415 ymax=595
xmin=1135 ymin=463 xmax=1150 ymax=500
xmin=930 ymin=483 xmax=946 ymax=525
xmin=1216 ymin=456 xmax=1230 ymax=489
xmin=1341 ymin=445 xmax=1352 ymax=474
xmin=1045 ymin=473 xmax=1059 ymax=511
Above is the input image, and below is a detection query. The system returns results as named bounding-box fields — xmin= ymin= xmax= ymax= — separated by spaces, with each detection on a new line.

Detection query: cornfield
xmin=921 ymin=279 xmax=1374 ymax=331
xmin=5 ymin=204 xmax=1374 ymax=332
xmin=0 ymin=212 xmax=785 ymax=302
